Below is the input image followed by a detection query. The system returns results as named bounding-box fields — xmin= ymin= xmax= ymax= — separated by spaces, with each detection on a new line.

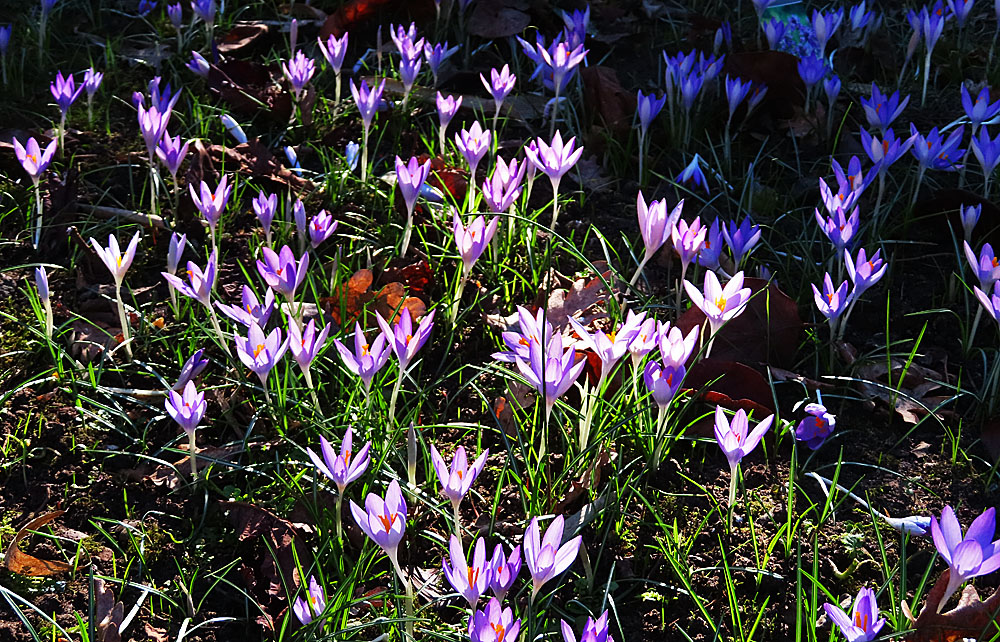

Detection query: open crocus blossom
xmin=845 ymin=248 xmax=887 ymax=299
xmin=715 ymin=406 xmax=774 ymax=506
xmin=931 ymin=506 xmax=1000 ymax=612
xmin=256 ymin=245 xmax=309 ymax=302
xmin=376 ymin=307 xmax=436 ymax=375
xmin=823 ymin=587 xmax=885 ymax=642
xmin=309 ymin=210 xmax=338 ymax=248
xmin=165 ymin=380 xmax=207 ymax=478
xmin=523 ymin=514 xmax=582 ymax=600
xmin=442 ymin=535 xmax=493 ymax=609
xmin=560 ymin=610 xmax=613 ymax=642
xmin=794 ymin=403 xmax=836 ymax=450
xmin=657 ymin=321 xmax=699 ymax=369
xmin=815 ymin=206 xmax=860 ymax=253
xmin=974 ymin=282 xmax=1000 ymax=326
xmin=91 ymin=231 xmax=141 ymax=285
xmin=516 ymin=332 xmax=586 ymax=424
xmin=567 ymin=317 xmax=638 ymax=383
xmin=526 ymin=130 xmax=584 ymax=227
xmin=333 ymin=322 xmax=391 ymax=396
xmin=632 ymin=191 xmax=683 ymax=286
xmin=454 ymin=211 xmax=500 ymax=277
xmin=189 ymin=176 xmax=232 ymax=248
xmin=432 ymin=444 xmax=488 ymax=535
xmin=350 ymin=479 xmax=408 ymax=578
xmin=216 ymin=285 xmax=274 ymax=327
xmin=643 ymin=362 xmax=685 ymax=412
xmin=308 ymin=427 xmax=370 ymax=496
xmin=235 ymin=322 xmax=288 ymax=391
xmin=292 ymin=576 xmax=326 ymax=625
xmin=282 ymin=50 xmax=315 ymax=101
xmin=963 ymin=240 xmax=1000 ymax=292
xmin=16 ymin=136 xmax=59 ymax=248
xmin=812 ymin=273 xmax=851 ymax=323
xmin=396 ymin=155 xmax=431 ymax=256
xmin=684 ymin=270 xmax=752 ymax=349
xmin=289 ymin=318 xmax=331 ymax=375
xmin=469 ymin=597 xmax=521 ymax=642
xmin=493 ymin=305 xmax=553 ymax=363
xmin=162 ymin=250 xmax=216 ymax=309
xmin=488 ymin=544 xmax=521 ymax=602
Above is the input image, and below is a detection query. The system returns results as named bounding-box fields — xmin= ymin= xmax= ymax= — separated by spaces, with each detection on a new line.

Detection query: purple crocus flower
xmin=216 ymin=285 xmax=275 ymax=327
xmin=482 ymin=157 xmax=525 ymax=214
xmin=637 ymin=90 xmax=666 ymax=136
xmin=671 ymin=217 xmax=707 ymax=276
xmin=307 ymin=427 xmax=371 ymax=495
xmin=50 ymin=70 xmax=83 ymax=118
xmin=283 ymin=51 xmax=315 ymax=100
xmin=436 ymin=92 xmax=462 ymax=154
xmin=678 ymin=70 xmax=704 ymax=112
xmin=333 ymin=323 xmax=391 ymax=396
xmin=469 ymin=598 xmax=521 ymax=642
xmin=797 ymin=55 xmax=828 ymax=91
xmin=695 ymin=219 xmax=725 ymax=271
xmin=156 ymin=132 xmax=189 ymax=180
xmin=723 ymin=217 xmax=762 ymax=265
xmin=516 ymin=332 xmax=585 ymax=422
xmin=92 ymin=231 xmax=142 ymax=285
xmin=960 ymin=204 xmax=982 ymax=241
xmin=398 ymin=47 xmax=422 ymax=102
xmin=174 ymin=349 xmax=209 ymax=390
xmin=488 ymin=545 xmax=521 ymax=602
xmin=971 ymin=127 xmax=1000 ymax=189
xmin=165 ymin=380 xmax=206 ymax=434
xmin=963 ymin=240 xmax=1000 ymax=292
xmin=292 ymin=576 xmax=326 ymax=625
xmin=83 ymin=67 xmax=102 ymax=99
xmin=0 ymin=24 xmax=11 ymax=58
xmin=725 ymin=76 xmax=752 ymax=120
xmin=493 ymin=305 xmax=553 ymax=363
xmin=811 ymin=9 xmax=844 ymax=53
xmin=824 ymin=75 xmax=842 ymax=108
xmin=823 ymin=587 xmax=885 ymax=642
xmin=13 ymin=137 xmax=57 ymax=184
xmin=859 ymin=128 xmax=914 ymax=175
xmin=845 ymin=248 xmax=887 ymax=298
xmin=762 ymin=18 xmax=786 ymax=49
xmin=947 ymin=0 xmax=975 ymax=26
xmin=351 ymin=78 xmax=384 ymax=132
xmin=643 ymin=361 xmax=685 ymax=411
xmin=191 ymin=0 xmax=215 ymax=26
xmin=815 ymin=206 xmax=860 ymax=253
xmin=910 ymin=124 xmax=966 ymax=171
xmin=162 ymin=250 xmax=217 ymax=308
xmin=715 ymin=406 xmax=773 ymax=470
xmin=349 ymin=479 xmax=408 ymax=568
xmin=636 ymin=192 xmax=683 ymax=270
xmin=309 ymin=210 xmax=338 ymax=248
xmin=626 ymin=313 xmax=657 ymax=368
xmin=375 ymin=307 xmax=436 ymax=372
xmin=167 ymin=3 xmax=183 ymax=28
xmin=395 ymin=155 xmax=431 ymax=217
xmin=974 ymin=281 xmax=1000 ymax=325
xmin=676 ymin=155 xmax=710 ymax=194
xmin=961 ymin=85 xmax=1000 ymax=129
xmin=289 ymin=318 xmax=331 ymax=374
xmin=235 ymin=322 xmax=288 ymax=387
xmin=560 ymin=611 xmax=613 ymax=642
xmin=221 ymin=114 xmax=247 ymax=145
xmin=812 ymin=273 xmax=851 ymax=323
xmin=523 ymin=515 xmax=582 ymax=600
xmin=256 ymin=245 xmax=309 ymax=301
xmin=189 ymin=176 xmax=232 ymax=237
xmin=456 ymin=121 xmax=492 ymax=184
xmin=166 ymin=232 xmax=186 ymax=277
xmin=425 ymin=41 xmax=459 ymax=86
xmin=138 ymin=0 xmax=157 ymax=16
xmin=252 ymin=191 xmax=277 ymax=244
xmin=794 ymin=403 xmax=836 ymax=450
xmin=442 ymin=535 xmax=493 ymax=609
xmin=318 ymin=33 xmax=348 ymax=74
xmin=684 ymin=270 xmax=752 ymax=339
xmin=453 ymin=212 xmax=499 ymax=277
xmin=187 ymin=50 xmax=210 ymax=77
xmin=482 ymin=64 xmax=516 ymax=113
xmin=292 ymin=199 xmax=307 ymax=244
xmin=861 ymin=84 xmax=910 ymax=133
xmin=931 ymin=506 xmax=1000 ymax=611
xmin=537 ymin=40 xmax=587 ymax=96
xmin=567 ymin=318 xmax=636 ymax=381
xmin=526 ymin=131 xmax=583 ymax=226
xmin=657 ymin=321 xmax=698 ymax=369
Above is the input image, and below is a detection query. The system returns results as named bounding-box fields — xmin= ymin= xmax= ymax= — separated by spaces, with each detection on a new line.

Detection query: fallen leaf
xmin=468 ymin=0 xmax=530 ymax=39
xmin=217 ymin=22 xmax=271 ymax=56
xmin=581 ymin=66 xmax=635 ymax=138
xmin=70 ymin=319 xmax=120 ymax=364
xmin=902 ymin=569 xmax=1000 ymax=641
xmin=4 ymin=511 xmax=74 ymax=576
xmin=545 ymin=267 xmax=613 ymax=329
xmin=207 ymin=59 xmax=294 ymax=123
xmin=94 ymin=578 xmax=124 ymax=642
xmin=685 ymin=358 xmax=775 ymax=415
xmin=319 ymin=0 xmax=398 ymax=38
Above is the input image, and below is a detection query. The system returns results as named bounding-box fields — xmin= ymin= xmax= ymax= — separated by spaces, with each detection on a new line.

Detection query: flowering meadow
xmin=2 ymin=0 xmax=1000 ymax=640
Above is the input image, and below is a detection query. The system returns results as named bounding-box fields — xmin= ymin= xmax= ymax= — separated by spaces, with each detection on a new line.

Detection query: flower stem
xmin=33 ymin=181 xmax=43 ymax=250
xmin=449 ymin=273 xmax=468 ymax=325
xmin=361 ymin=125 xmax=370 ymax=182
xmin=400 ymin=208 xmax=414 ymax=257
xmin=115 ymin=282 xmax=133 ymax=361
xmin=302 ymin=367 xmax=320 ymax=411
xmin=207 ymin=306 xmax=233 ymax=358
xmin=452 ymin=500 xmax=462 ymax=541
xmin=650 ymin=405 xmax=669 ymax=469
xmin=549 ymin=178 xmax=561 ymax=229
xmin=188 ymin=430 xmax=198 ymax=480
xmin=388 ymin=366 xmax=405 ymax=422
xmin=334 ymin=492 xmax=344 ymax=545
xmin=629 ymin=254 xmax=651 ymax=288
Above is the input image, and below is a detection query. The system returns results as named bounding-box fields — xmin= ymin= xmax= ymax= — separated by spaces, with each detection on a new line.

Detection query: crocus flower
xmin=454 ymin=211 xmax=500 ymax=276
xmin=493 ymin=305 xmax=554 ymax=363
xmin=974 ymin=281 xmax=1000 ymax=325
xmin=216 ymin=285 xmax=274 ymax=327
xmin=537 ymin=40 xmax=587 ymax=96
xmin=309 ymin=210 xmax=337 ymax=248
xmin=812 ymin=273 xmax=851 ymax=322
xmin=92 ymin=231 xmax=141 ymax=285
xmin=676 ymin=155 xmax=710 ymax=194
xmin=633 ymin=192 xmax=683 ymax=284
xmin=283 ymin=51 xmax=315 ymax=101
xmin=436 ymin=93 xmax=462 ymax=147
xmin=715 ymin=406 xmax=773 ymax=491
xmin=395 ymin=155 xmax=431 ymax=256
xmin=375 ymin=307 xmax=435 ymax=373
xmin=845 ymin=248 xmax=887 ymax=298
xmin=961 ymin=204 xmax=982 ymax=241
xmin=657 ymin=322 xmax=699 ymax=369
xmin=947 ymin=0 xmax=975 ymax=26
xmin=684 ymin=270 xmax=752 ymax=340
xmin=560 ymin=610 xmax=612 ymax=642
xmin=398 ymin=47 xmax=422 ymax=105
xmin=235 ymin=322 xmax=288 ymax=387
xmin=568 ymin=317 xmax=638 ymax=381
xmin=526 ymin=131 xmax=583 ymax=227
xmin=0 ymin=25 xmax=11 ymax=59
xmin=167 ymin=3 xmax=182 ymax=28
xmin=824 ymin=75 xmax=842 ymax=109
xmin=671 ymin=217 xmax=707 ymax=276
xmin=351 ymin=78 xmax=384 ymax=132
xmin=797 ymin=55 xmax=827 ymax=91
xmin=333 ymin=323 xmax=391 ymax=395
xmin=964 ymin=241 xmax=1000 ymax=292
xmin=678 ymin=70 xmax=704 ymax=113
xmin=643 ymin=362 xmax=685 ymax=411
xmin=307 ymin=427 xmax=371 ymax=495
xmin=349 ymin=479 xmax=408 ymax=570
xmin=292 ymin=576 xmax=326 ymax=625
xmin=815 ymin=206 xmax=860 ymax=253
xmin=425 ymin=41 xmax=459 ymax=86
xmin=823 ymin=587 xmax=885 ymax=642
xmin=318 ymin=32 xmax=348 ymax=73
xmin=456 ymin=121 xmax=492 ymax=187
xmin=50 ymin=70 xmax=83 ymax=118
xmin=191 ymin=0 xmax=215 ymax=26
xmin=83 ymin=67 xmax=102 ymax=97
xmin=859 ymin=128 xmax=914 ymax=175
xmin=156 ymin=132 xmax=189 ymax=180
xmin=482 ymin=65 xmax=516 ymax=116
xmin=811 ymin=8 xmax=843 ymax=53
xmin=794 ymin=403 xmax=836 ymax=450
xmin=930 ymin=506 xmax=1000 ymax=611
xmin=723 ymin=217 xmax=762 ymax=266
xmin=345 ymin=142 xmax=359 ymax=171
xmin=482 ymin=157 xmax=525 ymax=213
xmin=971 ymin=127 xmax=1000 ymax=192
xmin=523 ymin=515 xmax=582 ymax=599
xmin=35 ymin=266 xmax=51 ymax=332
xmin=910 ymin=123 xmax=966 ymax=171
xmin=253 ymin=191 xmax=277 ymax=244
xmin=849 ymin=2 xmax=876 ymax=33
xmin=516 ymin=332 xmax=585 ymax=422
xmin=961 ymin=85 xmax=1000 ymax=129
xmin=219 ymin=114 xmax=246 ymax=145
xmin=442 ymin=536 xmax=493 ymax=608
xmin=162 ymin=251 xmax=216 ymax=309
xmin=861 ymin=84 xmax=910 ymax=133
xmin=696 ymin=218 xmax=724 ymax=271
xmin=174 ymin=349 xmax=209 ymax=390
xmin=289 ymin=318 xmax=331 ymax=374
xmin=165 ymin=380 xmax=206 ymax=434
xmin=256 ymin=245 xmax=309 ymax=301
xmin=189 ymin=176 xmax=232 ymax=238
xmin=13 ymin=137 xmax=57 ymax=184
xmin=187 ymin=50 xmax=210 ymax=76
xmin=637 ymin=90 xmax=666 ymax=134
xmin=469 ymin=598 xmax=521 ymax=642
xmin=488 ymin=545 xmax=521 ymax=602
xmin=762 ymin=18 xmax=786 ymax=49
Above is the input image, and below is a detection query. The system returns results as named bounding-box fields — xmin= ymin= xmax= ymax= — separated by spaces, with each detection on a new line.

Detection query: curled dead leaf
xmin=902 ymin=569 xmax=1000 ymax=641
xmin=4 ymin=511 xmax=74 ymax=576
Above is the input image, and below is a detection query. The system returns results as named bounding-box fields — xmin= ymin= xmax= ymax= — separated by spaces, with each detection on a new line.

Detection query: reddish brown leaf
xmin=217 ymin=22 xmax=270 ymax=56
xmin=581 ymin=66 xmax=635 ymax=137
xmin=4 ymin=511 xmax=74 ymax=577
xmin=902 ymin=569 xmax=1000 ymax=641
xmin=685 ymin=358 xmax=775 ymax=415
xmin=467 ymin=0 xmax=530 ymax=39
xmin=325 ymin=269 xmax=375 ymax=326
xmin=378 ymin=258 xmax=434 ymax=296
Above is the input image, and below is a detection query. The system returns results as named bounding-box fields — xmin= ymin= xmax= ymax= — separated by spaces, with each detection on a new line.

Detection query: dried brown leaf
xmin=4 ymin=511 xmax=73 ymax=577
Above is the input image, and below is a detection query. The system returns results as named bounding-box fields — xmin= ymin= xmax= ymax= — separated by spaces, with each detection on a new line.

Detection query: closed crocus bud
xmin=34 ymin=266 xmax=49 ymax=303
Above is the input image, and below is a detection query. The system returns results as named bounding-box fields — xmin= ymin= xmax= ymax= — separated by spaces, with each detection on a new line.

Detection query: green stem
xmin=452 ymin=500 xmax=462 ymax=541
xmin=188 ymin=430 xmax=198 ymax=480
xmin=33 ymin=180 xmax=43 ymax=249
xmin=335 ymin=492 xmax=344 ymax=545
xmin=207 ymin=305 xmax=233 ymax=358
xmin=115 ymin=282 xmax=133 ymax=360
xmin=388 ymin=366 xmax=406 ymax=421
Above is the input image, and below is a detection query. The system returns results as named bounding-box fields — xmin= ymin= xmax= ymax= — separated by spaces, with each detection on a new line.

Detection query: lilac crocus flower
xmin=947 ymin=0 xmax=975 ymax=26
xmin=794 ymin=403 xmax=836 ymax=450
xmin=309 ymin=210 xmax=338 ymax=248
xmin=644 ymin=362 xmax=685 ymax=411
xmin=436 ymin=92 xmax=462 ymax=154
xmin=454 ymin=212 xmax=499 ymax=276
xmin=823 ymin=587 xmax=885 ymax=642
xmin=165 ymin=233 xmax=187 ymax=276
xmin=971 ymin=127 xmax=1000 ymax=193
xmin=50 ymin=70 xmax=83 ymax=119
xmin=523 ymin=515 xmax=582 ymax=600
xmin=292 ymin=576 xmax=326 ymax=625
xmin=189 ymin=176 xmax=232 ymax=241
xmin=482 ymin=65 xmax=516 ymax=123
xmin=560 ymin=611 xmax=613 ymax=642
xmin=456 ymin=121 xmax=491 ymax=186
xmin=815 ymin=206 xmax=860 ymax=253
xmin=516 ymin=332 xmax=585 ymax=422
xmin=961 ymin=85 xmax=1000 ymax=129
xmin=725 ymin=76 xmax=752 ymax=120
xmin=165 ymin=380 xmax=206 ymax=435
xmin=567 ymin=318 xmax=636 ymax=382
xmin=375 ymin=307 xmax=436 ymax=373
xmin=13 ymin=137 xmax=57 ymax=184
xmin=715 ymin=407 xmax=773 ymax=484
xmin=442 ymin=536 xmax=493 ymax=608
xmin=723 ymin=217 xmax=762 ymax=266
xmin=288 ymin=318 xmax=331 ymax=374
xmin=974 ymin=281 xmax=1000 ymax=325
xmin=221 ymin=114 xmax=247 ymax=145
xmin=396 ymin=155 xmax=431 ymax=256
xmin=845 ymin=248 xmax=887 ymax=298
xmin=960 ymin=204 xmax=982 ymax=241
xmin=676 ymin=155 xmax=710 ymax=194
xmin=398 ymin=47 xmax=423 ymax=105
xmin=811 ymin=9 xmax=843 ymax=53
xmin=637 ymin=90 xmax=666 ymax=135
xmin=824 ymin=75 xmax=842 ymax=109
xmin=349 ymin=479 xmax=408 ymax=572
xmin=488 ymin=545 xmax=521 ymax=602
xmin=0 ymin=24 xmax=11 ymax=58
xmin=138 ymin=0 xmax=156 ymax=16
xmin=526 ymin=131 xmax=583 ymax=227
xmin=425 ymin=41 xmax=459 ymax=86
xmin=684 ymin=270 xmax=752 ymax=340
xmin=537 ymin=40 xmax=587 ymax=97
xmin=963 ymin=241 xmax=1000 ymax=292
xmin=292 ymin=199 xmax=307 ymax=245
xmin=672 ymin=217 xmax=707 ymax=277
xmin=861 ymin=84 xmax=910 ymax=133
xmin=469 ymin=598 xmax=521 ymax=642
xmin=695 ymin=219 xmax=724 ymax=271
xmin=910 ymin=124 xmax=966 ymax=171
xmin=633 ymin=192 xmax=683 ymax=284
xmin=174 ymin=349 xmax=209 ymax=390
xmin=482 ymin=157 xmax=525 ymax=213
xmin=82 ymin=67 xmax=102 ymax=118
xmin=797 ymin=55 xmax=827 ymax=92
xmin=657 ymin=322 xmax=699 ymax=369
xmin=762 ymin=18 xmax=786 ymax=49
xmin=156 ymin=132 xmax=189 ymax=180
xmin=351 ymin=78 xmax=384 ymax=131
xmin=493 ymin=306 xmax=553 ymax=363
xmin=187 ymin=51 xmax=210 ymax=77
xmin=216 ymin=285 xmax=275 ymax=327
xmin=256 ymin=245 xmax=309 ymax=301
xmin=162 ymin=250 xmax=216 ymax=308
xmin=92 ymin=231 xmax=141 ymax=285
xmin=678 ymin=70 xmax=704 ymax=113
xmin=191 ymin=0 xmax=215 ymax=26
xmin=283 ymin=51 xmax=315 ymax=101
xmin=812 ymin=273 xmax=851 ymax=323
xmin=167 ymin=3 xmax=182 ymax=28
xmin=931 ymin=506 xmax=1000 ymax=611
xmin=333 ymin=323 xmax=391 ymax=395
xmin=253 ymin=191 xmax=277 ymax=244
xmin=859 ymin=128 xmax=914 ymax=175
xmin=235 ymin=322 xmax=288 ymax=387
xmin=317 ymin=32 xmax=348 ymax=73
xmin=307 ymin=427 xmax=371 ymax=495
xmin=625 ymin=313 xmax=656 ymax=368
